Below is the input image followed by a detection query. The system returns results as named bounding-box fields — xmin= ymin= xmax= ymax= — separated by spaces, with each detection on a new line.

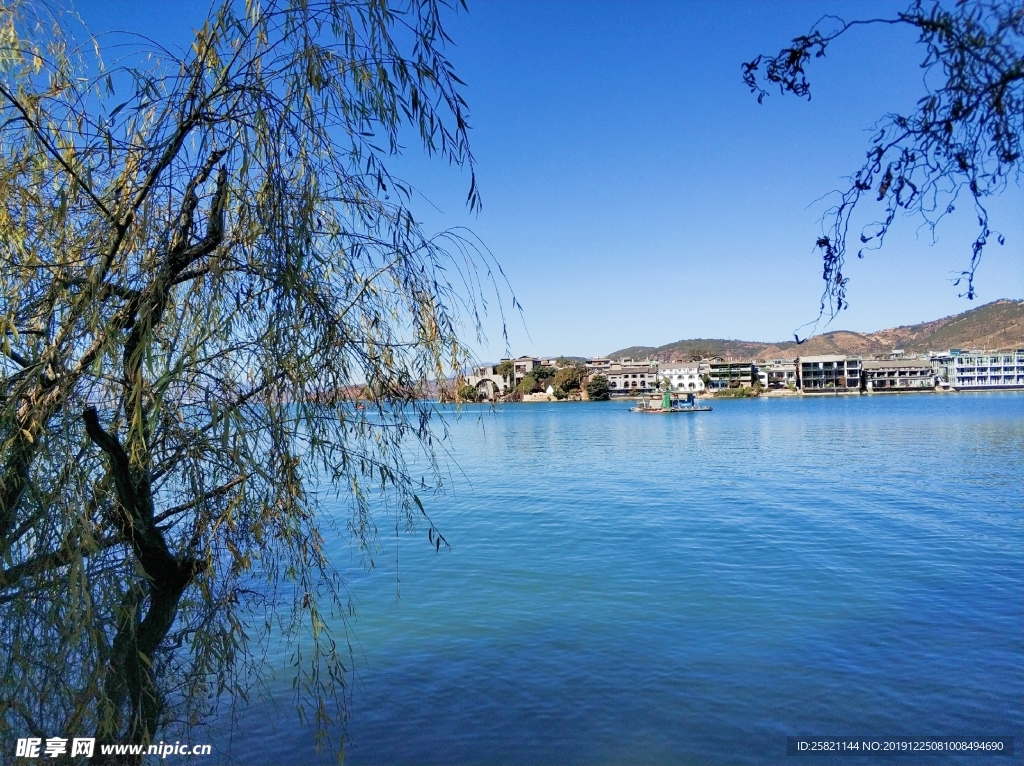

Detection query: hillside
xmin=607 ymin=299 xmax=1024 ymax=361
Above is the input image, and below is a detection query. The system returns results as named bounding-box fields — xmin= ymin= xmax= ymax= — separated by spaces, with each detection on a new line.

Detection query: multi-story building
xmin=797 ymin=355 xmax=862 ymax=392
xmin=757 ymin=359 xmax=798 ymax=390
xmin=465 ymin=355 xmax=542 ymax=399
xmin=933 ymin=349 xmax=1024 ymax=390
xmin=860 ymin=360 xmax=937 ymax=391
xmin=465 ymin=363 xmax=505 ymax=399
xmin=930 ymin=351 xmax=954 ymax=385
xmin=471 ymin=348 xmax=1024 ymax=400
xmin=658 ymin=361 xmax=704 ymax=392
xmin=605 ymin=360 xmax=658 ymax=396
xmin=510 ymin=356 xmax=541 ymax=383
xmin=707 ymin=360 xmax=754 ymax=390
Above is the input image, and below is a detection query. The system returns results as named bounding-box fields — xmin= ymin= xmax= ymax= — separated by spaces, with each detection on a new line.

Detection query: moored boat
xmin=629 ymin=391 xmax=712 ymax=413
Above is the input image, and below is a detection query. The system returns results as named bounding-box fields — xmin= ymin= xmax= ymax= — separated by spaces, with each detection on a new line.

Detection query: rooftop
xmin=861 ymin=360 xmax=936 ymax=370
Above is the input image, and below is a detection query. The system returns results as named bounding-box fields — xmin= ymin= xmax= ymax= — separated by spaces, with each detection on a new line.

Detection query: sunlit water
xmin=222 ymin=394 xmax=1023 ymax=765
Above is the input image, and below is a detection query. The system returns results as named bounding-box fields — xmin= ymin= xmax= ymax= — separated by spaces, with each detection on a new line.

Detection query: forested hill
xmin=607 ymin=299 xmax=1024 ymax=361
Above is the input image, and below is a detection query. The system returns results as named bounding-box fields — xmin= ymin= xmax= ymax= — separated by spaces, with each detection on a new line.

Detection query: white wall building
xmin=465 ymin=364 xmax=505 ymax=399
xmin=935 ymin=349 xmax=1024 ymax=390
xmin=658 ymin=361 xmax=704 ymax=392
xmin=465 ymin=355 xmax=541 ymax=399
xmin=757 ymin=359 xmax=798 ymax=389
xmin=861 ymin=359 xmax=937 ymax=391
xmin=798 ymin=355 xmax=862 ymax=392
xmin=605 ymin=360 xmax=658 ymax=395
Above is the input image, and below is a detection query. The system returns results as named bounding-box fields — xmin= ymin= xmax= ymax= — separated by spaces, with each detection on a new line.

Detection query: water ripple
xmin=233 ymin=393 xmax=1023 ymax=765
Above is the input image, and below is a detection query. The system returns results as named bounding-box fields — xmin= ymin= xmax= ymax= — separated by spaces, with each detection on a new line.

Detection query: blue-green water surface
xmin=233 ymin=393 xmax=1023 ymax=765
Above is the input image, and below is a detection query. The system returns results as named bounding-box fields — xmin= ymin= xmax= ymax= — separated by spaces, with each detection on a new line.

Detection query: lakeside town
xmin=463 ymin=348 xmax=1024 ymax=402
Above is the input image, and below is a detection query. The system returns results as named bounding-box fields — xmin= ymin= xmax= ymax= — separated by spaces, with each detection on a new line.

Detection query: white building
xmin=464 ymin=363 xmax=504 ymax=399
xmin=605 ymin=360 xmax=658 ymax=395
xmin=934 ymin=349 xmax=1024 ymax=390
xmin=798 ymin=355 xmax=862 ymax=392
xmin=465 ymin=355 xmax=541 ymax=399
xmin=757 ymin=359 xmax=798 ymax=389
xmin=658 ymin=361 xmax=704 ymax=392
xmin=861 ymin=359 xmax=937 ymax=391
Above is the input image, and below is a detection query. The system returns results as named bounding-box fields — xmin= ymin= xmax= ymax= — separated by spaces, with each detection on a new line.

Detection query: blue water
xmin=228 ymin=394 xmax=1023 ymax=765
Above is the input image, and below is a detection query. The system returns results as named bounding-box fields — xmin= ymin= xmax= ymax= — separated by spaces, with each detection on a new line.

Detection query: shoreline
xmin=471 ymin=386 xmax=1024 ymax=404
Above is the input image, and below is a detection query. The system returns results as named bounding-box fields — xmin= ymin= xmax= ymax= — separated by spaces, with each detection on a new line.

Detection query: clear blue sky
xmin=75 ymin=0 xmax=1024 ymax=359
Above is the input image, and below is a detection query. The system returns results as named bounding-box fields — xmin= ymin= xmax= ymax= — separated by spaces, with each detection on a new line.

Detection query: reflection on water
xmin=225 ymin=394 xmax=1024 ymax=765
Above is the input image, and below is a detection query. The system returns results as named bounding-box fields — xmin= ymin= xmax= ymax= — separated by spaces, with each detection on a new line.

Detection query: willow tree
xmin=745 ymin=0 xmax=1023 ymax=319
xmin=0 ymin=0 xmax=496 ymax=756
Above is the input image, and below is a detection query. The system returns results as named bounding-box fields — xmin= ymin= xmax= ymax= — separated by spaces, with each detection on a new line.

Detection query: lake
xmin=227 ymin=393 xmax=1023 ymax=765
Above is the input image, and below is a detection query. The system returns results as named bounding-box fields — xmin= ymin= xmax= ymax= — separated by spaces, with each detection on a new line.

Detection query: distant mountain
xmin=607 ymin=299 xmax=1024 ymax=362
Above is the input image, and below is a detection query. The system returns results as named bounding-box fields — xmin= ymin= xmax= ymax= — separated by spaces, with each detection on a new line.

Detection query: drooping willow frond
xmin=0 ymin=0 xmax=506 ymax=757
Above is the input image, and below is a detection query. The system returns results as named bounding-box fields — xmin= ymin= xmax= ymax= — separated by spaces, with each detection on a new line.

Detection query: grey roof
xmin=606 ymin=367 xmax=654 ymax=375
xmin=861 ymin=360 xmax=935 ymax=370
xmin=798 ymin=354 xmax=850 ymax=363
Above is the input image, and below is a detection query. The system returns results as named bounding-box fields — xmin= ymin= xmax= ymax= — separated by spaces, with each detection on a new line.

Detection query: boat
xmin=629 ymin=391 xmax=712 ymax=413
